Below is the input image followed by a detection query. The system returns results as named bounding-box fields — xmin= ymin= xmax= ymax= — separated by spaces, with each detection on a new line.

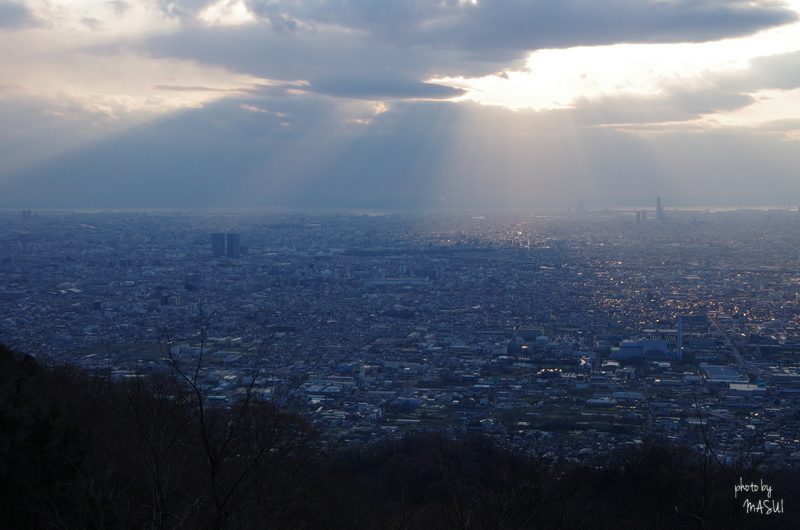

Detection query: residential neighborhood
xmin=3 ymin=207 xmax=800 ymax=466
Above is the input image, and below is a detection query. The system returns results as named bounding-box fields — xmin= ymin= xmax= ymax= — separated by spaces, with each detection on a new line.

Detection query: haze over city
xmin=2 ymin=0 xmax=800 ymax=210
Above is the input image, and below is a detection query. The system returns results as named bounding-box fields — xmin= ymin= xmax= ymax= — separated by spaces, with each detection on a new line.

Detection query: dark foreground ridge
xmin=1 ymin=343 xmax=798 ymax=529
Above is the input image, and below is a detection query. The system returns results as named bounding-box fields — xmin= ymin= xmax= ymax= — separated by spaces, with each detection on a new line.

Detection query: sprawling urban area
xmin=3 ymin=206 xmax=800 ymax=466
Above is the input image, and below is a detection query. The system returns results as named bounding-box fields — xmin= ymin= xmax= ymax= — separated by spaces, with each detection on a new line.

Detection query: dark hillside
xmin=0 ymin=343 xmax=798 ymax=529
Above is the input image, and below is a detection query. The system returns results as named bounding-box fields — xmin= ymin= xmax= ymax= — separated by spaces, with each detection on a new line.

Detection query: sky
xmin=1 ymin=0 xmax=800 ymax=211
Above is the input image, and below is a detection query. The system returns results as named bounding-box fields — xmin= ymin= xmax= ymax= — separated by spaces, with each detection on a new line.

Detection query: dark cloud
xmin=237 ymin=1 xmax=795 ymax=50
xmin=430 ymin=0 xmax=796 ymax=51
xmin=145 ymin=23 xmax=470 ymax=97
xmin=0 ymin=1 xmax=39 ymax=29
xmin=309 ymin=75 xmax=465 ymax=100
xmin=153 ymin=84 xmax=245 ymax=92
xmin=145 ymin=0 xmax=796 ymax=101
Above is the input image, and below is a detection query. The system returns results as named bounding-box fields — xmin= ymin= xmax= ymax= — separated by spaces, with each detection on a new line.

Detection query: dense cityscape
xmin=4 ymin=0 xmax=800 ymax=525
xmin=3 ymin=206 xmax=800 ymax=470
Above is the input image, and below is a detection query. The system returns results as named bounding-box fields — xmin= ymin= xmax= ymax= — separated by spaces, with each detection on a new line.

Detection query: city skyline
xmin=1 ymin=0 xmax=800 ymax=210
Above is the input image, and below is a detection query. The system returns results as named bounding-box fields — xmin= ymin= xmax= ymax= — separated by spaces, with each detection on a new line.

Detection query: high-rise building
xmin=656 ymin=196 xmax=664 ymax=221
xmin=211 ymin=233 xmax=226 ymax=257
xmin=226 ymin=233 xmax=241 ymax=258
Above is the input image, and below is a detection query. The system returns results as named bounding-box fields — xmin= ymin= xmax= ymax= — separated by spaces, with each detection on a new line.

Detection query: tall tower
xmin=656 ymin=196 xmax=664 ymax=221
xmin=226 ymin=233 xmax=241 ymax=258
xmin=211 ymin=233 xmax=226 ymax=257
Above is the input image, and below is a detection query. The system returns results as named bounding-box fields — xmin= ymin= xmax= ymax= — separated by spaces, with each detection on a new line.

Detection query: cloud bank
xmin=1 ymin=0 xmax=800 ymax=210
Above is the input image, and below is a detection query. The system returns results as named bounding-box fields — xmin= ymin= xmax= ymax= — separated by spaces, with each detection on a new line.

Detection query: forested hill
xmin=0 ymin=343 xmax=797 ymax=529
